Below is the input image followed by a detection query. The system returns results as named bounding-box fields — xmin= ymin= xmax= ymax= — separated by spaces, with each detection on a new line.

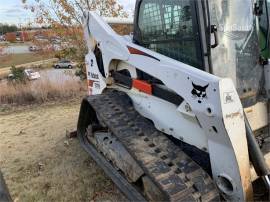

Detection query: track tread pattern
xmin=85 ymin=90 xmax=220 ymax=202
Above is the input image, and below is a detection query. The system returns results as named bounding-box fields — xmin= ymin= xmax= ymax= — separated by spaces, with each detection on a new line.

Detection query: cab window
xmin=138 ymin=0 xmax=203 ymax=69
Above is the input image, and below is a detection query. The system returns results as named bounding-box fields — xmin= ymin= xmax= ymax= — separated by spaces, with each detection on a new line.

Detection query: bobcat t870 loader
xmin=77 ymin=0 xmax=270 ymax=201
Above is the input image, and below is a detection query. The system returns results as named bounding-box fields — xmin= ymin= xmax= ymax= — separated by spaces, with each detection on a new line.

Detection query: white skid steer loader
xmin=77 ymin=0 xmax=270 ymax=201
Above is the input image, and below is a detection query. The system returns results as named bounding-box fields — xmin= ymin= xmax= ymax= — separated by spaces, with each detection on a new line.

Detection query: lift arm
xmin=83 ymin=11 xmax=259 ymax=201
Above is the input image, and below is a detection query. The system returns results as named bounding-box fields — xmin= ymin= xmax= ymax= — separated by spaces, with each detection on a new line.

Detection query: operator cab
xmin=134 ymin=0 xmax=269 ymax=108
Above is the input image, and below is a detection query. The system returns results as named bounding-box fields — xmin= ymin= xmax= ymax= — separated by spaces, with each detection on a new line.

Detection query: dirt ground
xmin=0 ymin=100 xmax=125 ymax=202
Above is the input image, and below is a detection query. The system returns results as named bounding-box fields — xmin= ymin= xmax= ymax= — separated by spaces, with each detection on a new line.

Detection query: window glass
xmin=138 ymin=0 xmax=203 ymax=69
xmin=259 ymin=0 xmax=270 ymax=57
xmin=209 ymin=0 xmax=262 ymax=107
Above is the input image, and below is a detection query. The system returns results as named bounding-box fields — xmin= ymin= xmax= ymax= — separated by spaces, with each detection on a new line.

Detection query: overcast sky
xmin=0 ymin=0 xmax=136 ymax=25
xmin=0 ymin=0 xmax=34 ymax=25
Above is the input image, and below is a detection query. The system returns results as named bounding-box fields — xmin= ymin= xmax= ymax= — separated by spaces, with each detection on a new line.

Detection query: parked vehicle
xmin=0 ymin=35 xmax=5 ymax=41
xmin=7 ymin=69 xmax=40 ymax=81
xmin=24 ymin=69 xmax=41 ymax=80
xmin=7 ymin=74 xmax=15 ymax=80
xmin=29 ymin=46 xmax=41 ymax=52
xmin=54 ymin=60 xmax=76 ymax=69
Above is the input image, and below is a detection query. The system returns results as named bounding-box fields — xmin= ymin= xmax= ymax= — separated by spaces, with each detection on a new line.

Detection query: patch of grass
xmin=0 ymin=53 xmax=54 ymax=68
xmin=0 ymin=103 xmax=125 ymax=202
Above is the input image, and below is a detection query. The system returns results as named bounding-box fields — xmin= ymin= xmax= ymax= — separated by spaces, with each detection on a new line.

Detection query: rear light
xmin=87 ymin=80 xmax=94 ymax=96
xmin=87 ymin=80 xmax=94 ymax=87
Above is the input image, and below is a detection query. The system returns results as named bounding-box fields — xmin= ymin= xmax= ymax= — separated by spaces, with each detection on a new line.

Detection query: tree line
xmin=0 ymin=24 xmax=52 ymax=35
xmin=0 ymin=24 xmax=18 ymax=35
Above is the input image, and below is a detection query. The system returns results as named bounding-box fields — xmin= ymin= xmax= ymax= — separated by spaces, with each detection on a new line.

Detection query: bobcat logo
xmin=191 ymin=82 xmax=209 ymax=103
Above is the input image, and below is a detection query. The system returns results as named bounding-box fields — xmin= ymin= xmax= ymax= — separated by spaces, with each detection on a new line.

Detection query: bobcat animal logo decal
xmin=191 ymin=82 xmax=209 ymax=103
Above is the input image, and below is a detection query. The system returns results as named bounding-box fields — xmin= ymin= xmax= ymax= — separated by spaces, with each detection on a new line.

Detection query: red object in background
xmin=5 ymin=33 xmax=16 ymax=42
xmin=20 ymin=32 xmax=30 ymax=41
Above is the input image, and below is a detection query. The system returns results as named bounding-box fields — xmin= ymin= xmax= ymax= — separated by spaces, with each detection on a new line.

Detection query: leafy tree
xmin=22 ymin=0 xmax=128 ymax=78
xmin=0 ymin=24 xmax=18 ymax=35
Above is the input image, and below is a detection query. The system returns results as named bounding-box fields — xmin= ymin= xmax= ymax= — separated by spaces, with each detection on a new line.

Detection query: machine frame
xmin=83 ymin=10 xmax=253 ymax=201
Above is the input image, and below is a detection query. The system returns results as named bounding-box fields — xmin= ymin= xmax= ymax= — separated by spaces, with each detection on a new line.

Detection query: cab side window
xmin=138 ymin=0 xmax=203 ymax=69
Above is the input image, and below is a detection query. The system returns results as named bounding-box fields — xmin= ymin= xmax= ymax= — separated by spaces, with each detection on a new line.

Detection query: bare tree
xmin=22 ymin=0 xmax=128 ymax=77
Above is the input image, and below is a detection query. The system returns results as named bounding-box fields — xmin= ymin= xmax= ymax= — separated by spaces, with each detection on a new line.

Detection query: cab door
xmin=133 ymin=0 xmax=209 ymax=71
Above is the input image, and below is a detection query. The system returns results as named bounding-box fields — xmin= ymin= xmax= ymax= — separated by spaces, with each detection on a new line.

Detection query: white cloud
xmin=0 ymin=3 xmax=35 ymax=25
xmin=0 ymin=0 xmax=136 ymax=25
xmin=2 ymin=8 xmax=23 ymax=14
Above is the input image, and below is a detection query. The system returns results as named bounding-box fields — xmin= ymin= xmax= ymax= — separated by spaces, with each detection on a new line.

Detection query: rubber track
xmin=79 ymin=125 xmax=147 ymax=202
xmin=83 ymin=90 xmax=220 ymax=201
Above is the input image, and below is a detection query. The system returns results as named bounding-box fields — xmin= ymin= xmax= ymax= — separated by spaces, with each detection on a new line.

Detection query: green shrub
xmin=8 ymin=66 xmax=26 ymax=82
xmin=75 ymin=63 xmax=86 ymax=81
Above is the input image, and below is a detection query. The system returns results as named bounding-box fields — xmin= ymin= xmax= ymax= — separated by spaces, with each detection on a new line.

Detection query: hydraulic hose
xmin=244 ymin=114 xmax=270 ymax=195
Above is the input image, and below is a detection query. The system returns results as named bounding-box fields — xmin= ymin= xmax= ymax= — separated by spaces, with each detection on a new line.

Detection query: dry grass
xmin=0 ymin=76 xmax=86 ymax=105
xmin=0 ymin=102 xmax=125 ymax=201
